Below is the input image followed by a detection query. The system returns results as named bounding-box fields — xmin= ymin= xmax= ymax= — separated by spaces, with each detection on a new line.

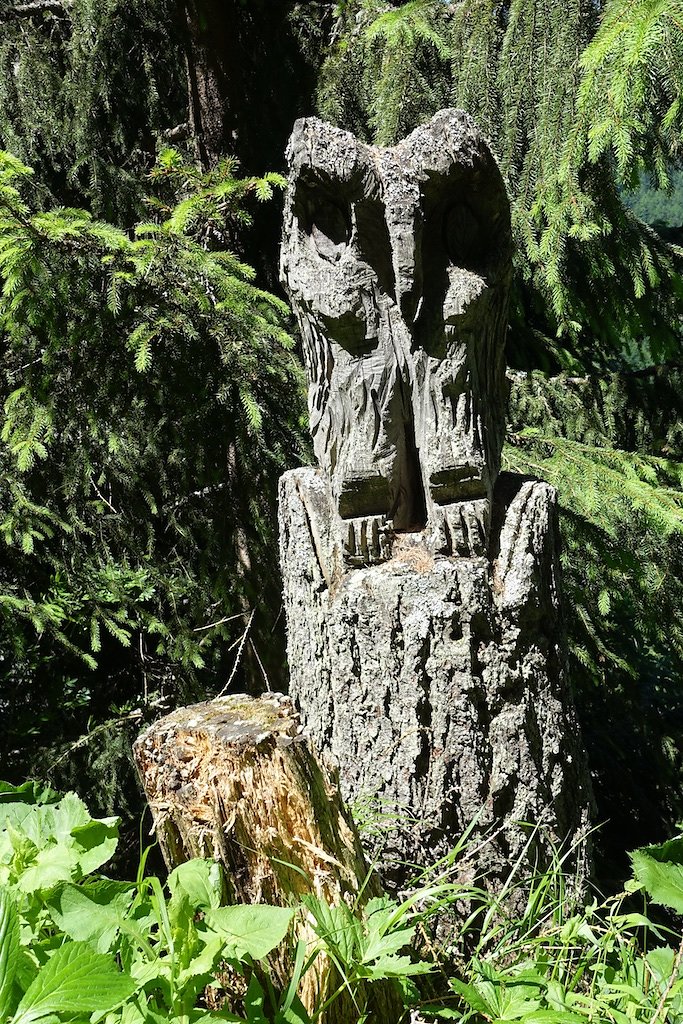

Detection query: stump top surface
xmin=135 ymin=693 xmax=302 ymax=750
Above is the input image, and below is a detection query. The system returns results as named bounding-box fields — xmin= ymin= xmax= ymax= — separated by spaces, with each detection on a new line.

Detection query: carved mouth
xmin=430 ymin=467 xmax=487 ymax=504
xmin=339 ymin=474 xmax=391 ymax=519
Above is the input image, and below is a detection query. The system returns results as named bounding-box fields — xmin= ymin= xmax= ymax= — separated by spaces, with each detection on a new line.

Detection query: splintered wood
xmin=133 ymin=692 xmax=370 ymax=900
xmin=133 ymin=693 xmax=397 ymax=1022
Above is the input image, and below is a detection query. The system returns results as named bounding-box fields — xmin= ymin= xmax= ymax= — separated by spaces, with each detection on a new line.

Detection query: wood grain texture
xmin=279 ymin=469 xmax=593 ymax=894
xmin=280 ymin=109 xmax=513 ymax=561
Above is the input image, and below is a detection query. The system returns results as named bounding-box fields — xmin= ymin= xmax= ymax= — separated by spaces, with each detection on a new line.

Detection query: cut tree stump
xmin=279 ymin=468 xmax=594 ymax=898
xmin=133 ymin=692 xmax=403 ymax=1023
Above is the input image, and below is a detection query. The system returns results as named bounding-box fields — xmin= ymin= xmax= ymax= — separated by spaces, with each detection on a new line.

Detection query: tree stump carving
xmin=279 ymin=110 xmax=593 ymax=890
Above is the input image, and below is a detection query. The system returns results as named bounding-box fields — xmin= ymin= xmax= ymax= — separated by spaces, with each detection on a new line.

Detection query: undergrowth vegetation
xmin=2 ymin=782 xmax=683 ymax=1024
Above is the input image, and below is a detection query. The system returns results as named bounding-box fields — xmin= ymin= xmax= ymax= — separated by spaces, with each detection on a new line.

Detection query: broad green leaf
xmin=244 ymin=975 xmax=267 ymax=1024
xmin=630 ymin=838 xmax=683 ymax=913
xmin=205 ymin=905 xmax=293 ymax=961
xmin=17 ymin=845 xmax=76 ymax=895
xmin=167 ymin=888 xmax=196 ymax=953
xmin=175 ymin=934 xmax=225 ymax=993
xmin=0 ymin=888 xmax=19 ymax=1019
xmin=0 ymin=793 xmax=119 ymax=892
xmin=520 ymin=1013 xmax=585 ymax=1023
xmin=647 ymin=946 xmax=677 ymax=983
xmin=4 ymin=818 xmax=37 ymax=855
xmin=14 ymin=942 xmax=135 ymax=1024
xmin=497 ymin=981 xmax=543 ymax=1018
xmin=449 ymin=977 xmax=493 ymax=1016
xmin=168 ymin=860 xmax=222 ymax=911
xmin=105 ymin=1000 xmax=147 ymax=1024
xmin=362 ymin=923 xmax=414 ymax=963
xmin=359 ymin=953 xmax=432 ymax=979
xmin=274 ymin=1008 xmax=310 ymax=1024
xmin=0 ymin=784 xmax=59 ymax=806
xmin=70 ymin=819 xmax=119 ymax=875
xmin=14 ymin=949 xmax=38 ymax=996
xmin=129 ymin=958 xmax=171 ymax=988
xmin=301 ymin=896 xmax=359 ymax=965
xmin=49 ymin=795 xmax=92 ymax=843
xmin=46 ymin=881 xmax=134 ymax=953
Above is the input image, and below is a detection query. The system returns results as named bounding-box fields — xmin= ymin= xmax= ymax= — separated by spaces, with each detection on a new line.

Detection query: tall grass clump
xmin=410 ymin=833 xmax=683 ymax=1021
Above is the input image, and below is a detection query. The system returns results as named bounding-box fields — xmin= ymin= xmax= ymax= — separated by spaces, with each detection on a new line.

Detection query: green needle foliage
xmin=316 ymin=0 xmax=683 ymax=364
xmin=0 ymin=148 xmax=307 ymax=798
xmin=506 ymin=367 xmax=683 ymax=862
xmin=577 ymin=0 xmax=683 ymax=191
xmin=0 ymin=0 xmax=186 ymax=222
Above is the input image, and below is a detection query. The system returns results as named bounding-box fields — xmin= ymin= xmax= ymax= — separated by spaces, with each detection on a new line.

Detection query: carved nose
xmin=394 ymin=231 xmax=423 ymax=325
xmin=383 ymin=208 xmax=422 ymax=323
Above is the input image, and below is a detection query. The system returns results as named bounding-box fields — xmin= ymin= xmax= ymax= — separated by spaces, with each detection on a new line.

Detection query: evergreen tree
xmin=0 ymin=0 xmax=320 ymax=833
xmin=0 ymin=147 xmax=306 ymax=824
xmin=0 ymin=0 xmax=187 ymax=221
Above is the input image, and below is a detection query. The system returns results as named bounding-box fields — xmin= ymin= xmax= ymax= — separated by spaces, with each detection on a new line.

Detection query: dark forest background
xmin=1 ymin=0 xmax=683 ymax=884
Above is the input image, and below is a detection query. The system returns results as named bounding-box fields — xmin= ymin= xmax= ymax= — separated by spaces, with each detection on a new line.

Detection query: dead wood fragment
xmin=133 ymin=692 xmax=403 ymax=1023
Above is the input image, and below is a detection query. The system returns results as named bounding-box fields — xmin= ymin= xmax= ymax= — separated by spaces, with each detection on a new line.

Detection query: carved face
xmin=280 ymin=109 xmax=512 ymax=562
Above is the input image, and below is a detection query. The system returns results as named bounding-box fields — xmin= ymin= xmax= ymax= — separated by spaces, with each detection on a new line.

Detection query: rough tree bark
xmin=279 ymin=468 xmax=593 ymax=891
xmin=133 ymin=692 xmax=403 ymax=1022
xmin=181 ymin=0 xmax=321 ymax=173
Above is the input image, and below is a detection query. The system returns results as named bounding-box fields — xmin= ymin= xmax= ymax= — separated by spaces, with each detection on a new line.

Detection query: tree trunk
xmin=133 ymin=691 xmax=403 ymax=1022
xmin=279 ymin=468 xmax=594 ymax=897
xmin=181 ymin=0 xmax=321 ymax=173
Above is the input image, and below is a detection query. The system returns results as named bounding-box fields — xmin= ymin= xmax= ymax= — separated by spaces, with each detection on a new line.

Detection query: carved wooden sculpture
xmin=281 ymin=108 xmax=512 ymax=561
xmin=279 ymin=110 xmax=592 ymax=892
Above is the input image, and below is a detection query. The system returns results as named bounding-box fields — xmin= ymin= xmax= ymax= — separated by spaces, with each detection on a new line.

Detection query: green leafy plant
xmin=2 ymin=921 xmax=136 ymax=1024
xmin=7 ymin=779 xmax=683 ymax=1024
xmin=0 ymin=782 xmax=303 ymax=1023
xmin=0 ymin=782 xmax=426 ymax=1024
xmin=303 ymin=892 xmax=431 ymax=1017
xmin=630 ymin=832 xmax=683 ymax=917
xmin=414 ymin=841 xmax=683 ymax=1023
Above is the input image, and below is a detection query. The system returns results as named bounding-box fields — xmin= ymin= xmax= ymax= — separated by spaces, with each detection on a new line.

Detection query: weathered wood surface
xmin=280 ymin=109 xmax=513 ymax=563
xmin=278 ymin=108 xmax=592 ymax=898
xmin=133 ymin=693 xmax=404 ymax=1022
xmin=279 ymin=468 xmax=593 ymax=892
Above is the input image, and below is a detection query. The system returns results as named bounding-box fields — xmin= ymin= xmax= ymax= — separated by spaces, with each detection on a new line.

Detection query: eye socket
xmin=308 ymin=197 xmax=351 ymax=259
xmin=311 ymin=198 xmax=351 ymax=245
xmin=443 ymin=202 xmax=486 ymax=270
